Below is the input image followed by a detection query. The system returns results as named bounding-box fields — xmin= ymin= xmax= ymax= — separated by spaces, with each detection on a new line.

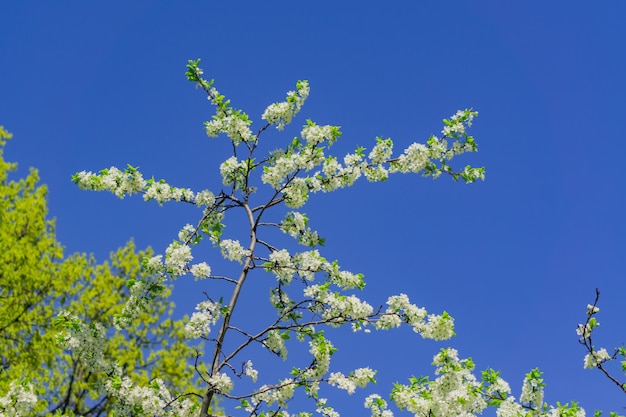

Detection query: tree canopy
xmin=0 ymin=126 xmax=200 ymax=416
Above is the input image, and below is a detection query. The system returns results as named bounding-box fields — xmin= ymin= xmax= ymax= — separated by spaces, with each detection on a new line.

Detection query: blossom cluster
xmin=281 ymin=211 xmax=324 ymax=247
xmin=374 ymin=294 xmax=454 ymax=340
xmin=72 ymin=165 xmax=215 ymax=206
xmin=205 ymin=111 xmax=254 ymax=144
xmin=165 ymin=241 xmax=193 ymax=276
xmin=391 ymin=348 xmax=488 ymax=415
xmin=265 ymin=329 xmax=289 ymax=360
xmin=208 ymin=372 xmax=234 ymax=395
xmin=55 ymin=310 xmax=112 ymax=373
xmin=301 ymin=119 xmax=341 ymax=146
xmin=244 ymin=360 xmax=259 ymax=383
xmin=328 ymin=368 xmax=376 ymax=394
xmin=304 ymin=284 xmax=374 ymax=326
xmin=384 ymin=348 xmax=586 ymax=417
xmin=104 ymin=377 xmax=198 ymax=417
xmin=0 ymin=381 xmax=37 ymax=417
xmin=220 ymin=156 xmax=250 ymax=189
xmin=519 ymin=368 xmax=545 ymax=408
xmin=115 ymin=276 xmax=168 ymax=330
xmin=306 ymin=334 xmax=337 ymax=379
xmin=262 ymin=80 xmax=310 ymax=130
xmin=219 ymin=239 xmax=250 ymax=263
xmin=584 ymin=348 xmax=611 ymax=369
xmin=53 ymin=311 xmax=198 ymax=416
xmin=441 ymin=109 xmax=477 ymax=138
xmin=190 ymin=262 xmax=212 ymax=279
xmin=251 ymin=379 xmax=296 ymax=408
xmin=72 ymin=165 xmax=146 ymax=198
xmin=364 ymin=394 xmax=393 ymax=417
xmin=264 ymin=249 xmax=325 ymax=284
xmin=316 ymin=398 xmax=340 ymax=417
xmin=185 ymin=300 xmax=225 ymax=339
xmin=264 ymin=248 xmax=363 ymax=291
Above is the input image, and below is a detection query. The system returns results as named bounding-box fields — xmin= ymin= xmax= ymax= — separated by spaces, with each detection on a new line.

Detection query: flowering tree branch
xmin=11 ymin=58 xmax=609 ymax=417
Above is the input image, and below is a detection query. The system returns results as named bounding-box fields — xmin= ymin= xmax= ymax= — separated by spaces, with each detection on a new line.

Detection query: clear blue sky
xmin=2 ymin=1 xmax=626 ymax=414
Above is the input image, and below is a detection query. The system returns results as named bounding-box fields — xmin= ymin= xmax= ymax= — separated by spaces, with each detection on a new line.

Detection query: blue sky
xmin=2 ymin=1 xmax=626 ymax=414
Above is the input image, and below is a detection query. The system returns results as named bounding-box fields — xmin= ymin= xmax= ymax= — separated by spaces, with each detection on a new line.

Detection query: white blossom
xmin=265 ymin=329 xmax=288 ymax=359
xmin=190 ymin=262 xmax=212 ymax=279
xmin=0 ymin=381 xmax=38 ymax=417
xmin=208 ymin=373 xmax=234 ymax=394
xmin=301 ymin=123 xmax=339 ymax=146
xmin=244 ymin=360 xmax=259 ymax=383
xmin=195 ymin=189 xmax=216 ymax=206
xmin=283 ymin=177 xmax=309 ymax=208
xmin=220 ymin=156 xmax=248 ymax=187
xmin=364 ymin=394 xmax=394 ymax=417
xmin=144 ymin=254 xmax=164 ymax=274
xmin=520 ymin=370 xmax=544 ymax=407
xmin=576 ymin=322 xmax=593 ymax=338
xmin=368 ymin=137 xmax=393 ymax=164
xmin=293 ymin=250 xmax=326 ymax=280
xmin=165 ymin=241 xmax=192 ymax=276
xmin=269 ymin=249 xmax=295 ymax=283
xmin=583 ymin=348 xmax=611 ymax=369
xmin=262 ymin=80 xmax=310 ymax=130
xmin=184 ymin=300 xmax=223 ymax=339
xmin=219 ymin=239 xmax=249 ymax=263
xmin=253 ymin=379 xmax=296 ymax=407
xmin=316 ymin=398 xmax=340 ymax=417
xmin=421 ymin=312 xmax=455 ymax=340
xmin=178 ymin=224 xmax=196 ymax=242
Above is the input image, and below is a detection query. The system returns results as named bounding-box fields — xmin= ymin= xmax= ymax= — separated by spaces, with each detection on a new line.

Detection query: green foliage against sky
xmin=0 ymin=126 xmax=200 ymax=416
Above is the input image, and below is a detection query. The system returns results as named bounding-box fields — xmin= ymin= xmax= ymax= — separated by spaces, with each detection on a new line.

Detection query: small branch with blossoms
xmin=577 ymin=289 xmax=626 ymax=394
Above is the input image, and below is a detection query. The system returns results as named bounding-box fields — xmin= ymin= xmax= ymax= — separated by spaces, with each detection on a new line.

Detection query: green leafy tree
xmin=0 ymin=126 xmax=200 ymax=416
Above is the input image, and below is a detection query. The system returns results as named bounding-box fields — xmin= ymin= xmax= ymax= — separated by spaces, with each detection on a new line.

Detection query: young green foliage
xmin=0 ymin=127 xmax=200 ymax=416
